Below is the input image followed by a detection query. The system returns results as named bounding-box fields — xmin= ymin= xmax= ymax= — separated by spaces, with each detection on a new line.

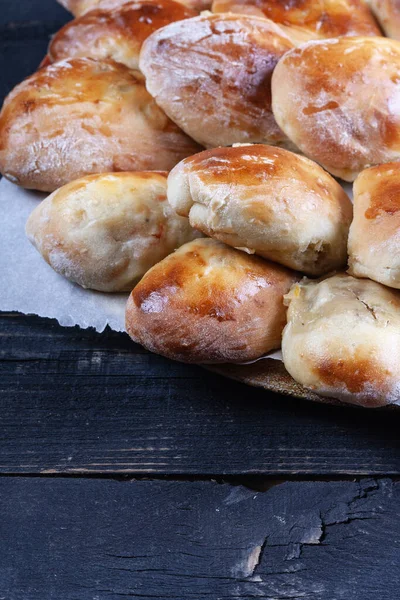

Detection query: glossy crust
xmin=212 ymin=0 xmax=381 ymax=43
xmin=0 ymin=58 xmax=201 ymax=192
xmin=168 ymin=145 xmax=352 ymax=275
xmin=272 ymin=37 xmax=400 ymax=182
xmin=25 ymin=172 xmax=200 ymax=292
xmin=368 ymin=0 xmax=400 ymax=39
xmin=57 ymin=0 xmax=210 ymax=15
xmin=49 ymin=1 xmax=197 ymax=70
xmin=126 ymin=238 xmax=299 ymax=363
xmin=139 ymin=14 xmax=294 ymax=148
xmin=348 ymin=164 xmax=400 ymax=288
xmin=282 ymin=273 xmax=400 ymax=407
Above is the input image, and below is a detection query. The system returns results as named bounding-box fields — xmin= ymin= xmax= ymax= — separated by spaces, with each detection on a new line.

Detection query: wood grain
xmin=1 ymin=313 xmax=399 ymax=475
xmin=0 ymin=477 xmax=397 ymax=599
xmin=0 ymin=1 xmax=69 ymax=102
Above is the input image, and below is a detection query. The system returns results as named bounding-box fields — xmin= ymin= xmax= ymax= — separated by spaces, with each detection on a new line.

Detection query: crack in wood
xmin=0 ymin=478 xmax=396 ymax=598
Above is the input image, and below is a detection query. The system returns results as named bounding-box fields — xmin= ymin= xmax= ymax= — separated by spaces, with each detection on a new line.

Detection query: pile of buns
xmin=2 ymin=0 xmax=400 ymax=408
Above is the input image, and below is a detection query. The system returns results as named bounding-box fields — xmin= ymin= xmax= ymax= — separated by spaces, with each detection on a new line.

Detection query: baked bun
xmin=212 ymin=0 xmax=381 ymax=43
xmin=348 ymin=163 xmax=400 ymax=288
xmin=0 ymin=58 xmax=201 ymax=192
xmin=126 ymin=238 xmax=298 ymax=363
xmin=57 ymin=0 xmax=209 ymax=16
xmin=272 ymin=37 xmax=400 ymax=182
xmin=168 ymin=145 xmax=352 ymax=275
xmin=368 ymin=0 xmax=400 ymax=39
xmin=282 ymin=273 xmax=400 ymax=407
xmin=48 ymin=1 xmax=197 ymax=70
xmin=139 ymin=14 xmax=294 ymax=148
xmin=26 ymin=172 xmax=200 ymax=292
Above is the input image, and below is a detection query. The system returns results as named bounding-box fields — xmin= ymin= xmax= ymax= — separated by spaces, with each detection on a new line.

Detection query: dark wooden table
xmin=1 ymin=2 xmax=399 ymax=597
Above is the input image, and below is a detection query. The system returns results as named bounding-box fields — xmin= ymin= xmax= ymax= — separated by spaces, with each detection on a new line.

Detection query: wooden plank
xmin=1 ymin=314 xmax=399 ymax=475
xmin=0 ymin=477 xmax=397 ymax=599
xmin=0 ymin=0 xmax=70 ymax=25
xmin=0 ymin=0 xmax=70 ymax=103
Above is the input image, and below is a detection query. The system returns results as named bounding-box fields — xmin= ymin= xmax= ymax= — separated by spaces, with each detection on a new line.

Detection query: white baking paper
xmin=0 ymin=178 xmax=128 ymax=332
xmin=0 ymin=177 xmax=351 ymax=362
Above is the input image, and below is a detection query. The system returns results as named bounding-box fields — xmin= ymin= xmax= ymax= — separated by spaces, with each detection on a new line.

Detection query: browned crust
xmin=49 ymin=0 xmax=198 ymax=67
xmin=139 ymin=13 xmax=294 ymax=147
xmin=59 ymin=0 xmax=210 ymax=16
xmin=272 ymin=36 xmax=400 ymax=181
xmin=178 ymin=145 xmax=349 ymax=205
xmin=0 ymin=57 xmax=201 ymax=191
xmin=361 ymin=163 xmax=400 ymax=219
xmin=126 ymin=238 xmax=298 ymax=364
xmin=212 ymin=0 xmax=381 ymax=37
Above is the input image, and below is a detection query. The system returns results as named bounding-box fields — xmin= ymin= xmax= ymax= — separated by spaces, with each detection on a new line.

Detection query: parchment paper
xmin=0 ymin=178 xmax=127 ymax=332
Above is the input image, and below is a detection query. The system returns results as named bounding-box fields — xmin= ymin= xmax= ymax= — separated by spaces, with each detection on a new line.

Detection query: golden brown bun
xmin=348 ymin=163 xmax=400 ymax=288
xmin=26 ymin=172 xmax=200 ymax=292
xmin=168 ymin=145 xmax=352 ymax=275
xmin=272 ymin=37 xmax=400 ymax=182
xmin=126 ymin=238 xmax=299 ymax=363
xmin=139 ymin=14 xmax=294 ymax=148
xmin=0 ymin=58 xmax=201 ymax=192
xmin=282 ymin=273 xmax=400 ymax=407
xmin=57 ymin=0 xmax=210 ymax=16
xmin=49 ymin=1 xmax=197 ymax=70
xmin=212 ymin=0 xmax=381 ymax=43
xmin=368 ymin=0 xmax=400 ymax=39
